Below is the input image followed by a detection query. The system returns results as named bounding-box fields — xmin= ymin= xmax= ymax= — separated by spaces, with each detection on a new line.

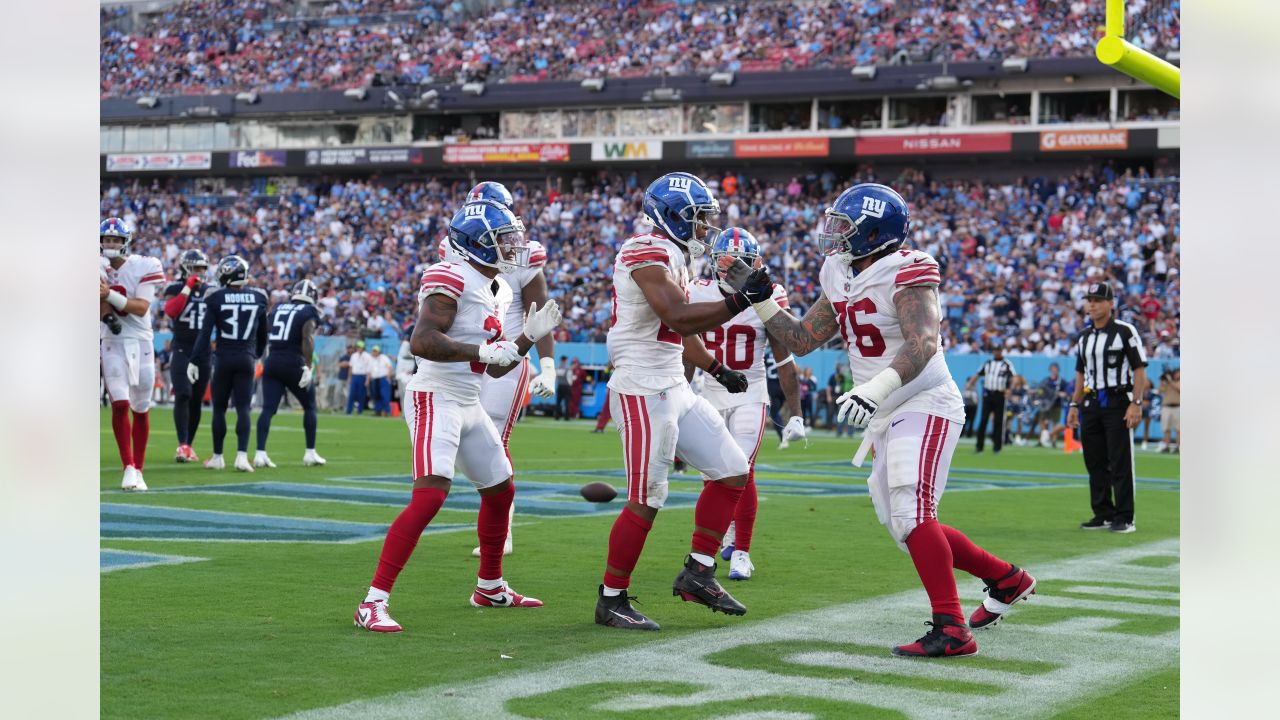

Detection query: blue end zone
xmin=101 ymin=549 xmax=208 ymax=572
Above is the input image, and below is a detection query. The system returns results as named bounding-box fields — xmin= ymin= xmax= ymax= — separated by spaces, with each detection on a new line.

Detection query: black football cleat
xmin=672 ymin=555 xmax=746 ymax=615
xmin=595 ymin=585 xmax=660 ymax=631
xmin=892 ymin=614 xmax=978 ymax=658
xmin=1080 ymin=516 xmax=1110 ymax=530
xmin=102 ymin=313 xmax=123 ymax=335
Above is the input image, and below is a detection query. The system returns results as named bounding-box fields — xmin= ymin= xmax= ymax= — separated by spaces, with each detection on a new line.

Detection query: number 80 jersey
xmin=406 ymin=261 xmax=512 ymax=405
xmin=687 ymin=278 xmax=789 ymax=410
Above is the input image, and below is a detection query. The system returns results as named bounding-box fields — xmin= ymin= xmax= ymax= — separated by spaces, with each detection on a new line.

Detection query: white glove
xmin=522 ymin=300 xmax=563 ymax=343
xmin=299 ymin=365 xmax=313 ymax=389
xmin=477 ymin=340 xmax=521 ymax=367
xmin=528 ymin=356 xmax=556 ymax=398
xmin=836 ymin=368 xmax=904 ymax=429
xmin=782 ymin=416 xmax=807 ymax=443
xmin=187 ymin=363 xmax=200 ymax=384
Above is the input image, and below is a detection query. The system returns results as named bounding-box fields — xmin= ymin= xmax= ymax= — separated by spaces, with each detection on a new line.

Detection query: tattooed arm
xmin=759 ymin=292 xmax=841 ymax=357
xmin=889 ymin=285 xmax=941 ymax=384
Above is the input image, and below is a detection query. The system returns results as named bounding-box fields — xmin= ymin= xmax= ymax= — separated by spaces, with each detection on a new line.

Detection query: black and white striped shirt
xmin=978 ymin=358 xmax=1016 ymax=393
xmin=1075 ymin=319 xmax=1148 ymax=391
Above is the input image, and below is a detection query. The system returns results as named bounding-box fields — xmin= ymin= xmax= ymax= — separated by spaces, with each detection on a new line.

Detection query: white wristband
xmin=774 ymin=354 xmax=795 ymax=368
xmin=539 ymin=356 xmax=555 ymax=376
xmin=106 ymin=290 xmax=128 ymax=311
xmin=753 ymin=298 xmax=781 ymax=323
xmin=860 ymin=367 xmax=904 ymax=405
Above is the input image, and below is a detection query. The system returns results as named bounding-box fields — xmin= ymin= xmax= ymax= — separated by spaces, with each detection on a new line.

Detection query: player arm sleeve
xmin=419 ymin=266 xmax=466 ymax=301
xmin=163 ymin=287 xmax=189 ymax=319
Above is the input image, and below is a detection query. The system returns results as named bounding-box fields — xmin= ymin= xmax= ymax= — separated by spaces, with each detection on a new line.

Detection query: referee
xmin=1067 ymin=282 xmax=1149 ymax=534
xmin=966 ymin=346 xmax=1016 ymax=454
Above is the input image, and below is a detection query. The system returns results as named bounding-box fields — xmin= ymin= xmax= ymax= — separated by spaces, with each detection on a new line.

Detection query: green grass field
xmin=101 ymin=406 xmax=1179 ymax=719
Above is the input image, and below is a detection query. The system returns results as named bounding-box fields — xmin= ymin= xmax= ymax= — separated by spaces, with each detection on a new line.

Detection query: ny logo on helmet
xmin=668 ymin=176 xmax=692 ymax=192
xmin=861 ymin=196 xmax=887 ymax=218
xmin=463 ymin=204 xmax=488 ymax=219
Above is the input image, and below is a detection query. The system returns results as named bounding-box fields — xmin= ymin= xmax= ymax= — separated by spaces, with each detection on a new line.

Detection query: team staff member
xmin=965 ymin=346 xmax=1016 ymax=454
xmin=1067 ymin=282 xmax=1148 ymax=534
xmin=368 ymin=345 xmax=394 ymax=416
xmin=346 ymin=341 xmax=372 ymax=414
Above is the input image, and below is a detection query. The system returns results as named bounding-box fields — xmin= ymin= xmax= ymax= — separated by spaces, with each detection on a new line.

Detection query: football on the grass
xmin=580 ymin=481 xmax=618 ymax=503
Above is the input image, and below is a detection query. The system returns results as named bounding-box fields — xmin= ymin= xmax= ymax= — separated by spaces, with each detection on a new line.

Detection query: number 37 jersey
xmin=407 ymin=261 xmax=511 ymax=405
xmin=687 ymin=278 xmax=789 ymax=410
xmin=818 ymin=249 xmax=964 ymax=423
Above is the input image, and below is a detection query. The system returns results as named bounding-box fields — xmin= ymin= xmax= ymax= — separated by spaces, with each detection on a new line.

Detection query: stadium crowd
xmin=101 ymin=0 xmax=1181 ymax=98
xmin=101 ymin=162 xmax=1180 ymax=358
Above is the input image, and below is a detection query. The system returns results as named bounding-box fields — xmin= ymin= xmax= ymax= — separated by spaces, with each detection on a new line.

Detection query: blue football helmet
xmin=216 ymin=255 xmax=250 ymax=288
xmin=820 ymin=183 xmax=910 ymax=266
xmin=710 ymin=227 xmax=762 ymax=293
xmin=447 ymin=199 xmax=528 ymax=274
xmin=100 ymin=217 xmax=132 ymax=259
xmin=466 ymin=181 xmax=514 ymax=209
xmin=291 ymin=279 xmax=319 ymax=305
xmin=178 ymin=248 xmax=209 ymax=278
xmin=643 ymin=171 xmax=721 ymax=258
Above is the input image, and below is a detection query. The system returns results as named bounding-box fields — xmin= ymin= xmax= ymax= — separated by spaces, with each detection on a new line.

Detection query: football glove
xmin=299 ymin=365 xmax=313 ymax=389
xmin=782 ymin=415 xmax=807 ymax=443
xmin=185 ymin=274 xmax=202 ymax=290
xmin=522 ymin=300 xmax=563 ymax=343
xmin=528 ymin=356 xmax=556 ymax=398
xmin=186 ymin=363 xmax=200 ymax=384
xmin=478 ymin=340 xmax=521 ymax=367
xmin=717 ymin=257 xmax=774 ymax=303
xmin=835 ymin=369 xmax=904 ymax=429
xmin=708 ymin=359 xmax=748 ymax=393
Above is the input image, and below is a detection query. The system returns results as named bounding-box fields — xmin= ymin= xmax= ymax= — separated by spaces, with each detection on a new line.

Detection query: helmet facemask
xmin=478 ymin=217 xmax=528 ymax=274
xmin=100 ymin=235 xmax=129 ymax=260
xmin=676 ymin=202 xmax=722 ymax=259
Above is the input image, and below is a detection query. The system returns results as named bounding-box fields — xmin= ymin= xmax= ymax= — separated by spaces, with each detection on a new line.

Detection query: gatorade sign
xmin=591 ymin=141 xmax=663 ymax=161
xmin=1039 ymin=129 xmax=1129 ymax=151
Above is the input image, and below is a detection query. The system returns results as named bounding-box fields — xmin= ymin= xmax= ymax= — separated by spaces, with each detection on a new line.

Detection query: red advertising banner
xmin=855 ymin=133 xmax=1013 ymax=156
xmin=734 ymin=137 xmax=830 ymax=158
xmin=443 ymin=143 xmax=571 ymax=164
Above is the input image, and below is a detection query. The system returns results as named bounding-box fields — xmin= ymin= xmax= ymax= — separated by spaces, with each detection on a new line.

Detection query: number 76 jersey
xmin=687 ymin=278 xmax=789 ymax=410
xmin=818 ymin=249 xmax=964 ymax=423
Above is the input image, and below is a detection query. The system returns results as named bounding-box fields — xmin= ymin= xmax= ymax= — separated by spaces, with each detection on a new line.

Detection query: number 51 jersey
xmin=686 ymin=277 xmax=789 ymax=410
xmin=406 ymin=261 xmax=511 ymax=405
xmin=818 ymin=249 xmax=964 ymax=423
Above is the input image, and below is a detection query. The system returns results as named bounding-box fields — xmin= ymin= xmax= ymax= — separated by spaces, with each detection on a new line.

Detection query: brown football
xmin=580 ymin=481 xmax=619 ymax=503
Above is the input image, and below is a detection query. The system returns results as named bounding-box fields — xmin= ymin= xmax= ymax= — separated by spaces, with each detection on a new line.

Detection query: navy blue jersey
xmin=266 ymin=302 xmax=320 ymax=358
xmin=163 ymin=281 xmax=209 ymax=350
xmin=192 ymin=287 xmax=269 ymax=359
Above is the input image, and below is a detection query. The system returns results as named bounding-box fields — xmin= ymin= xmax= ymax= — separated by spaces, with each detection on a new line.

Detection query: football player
xmin=253 ymin=279 xmax=325 ymax=468
xmin=162 ymin=248 xmax=211 ymax=462
xmin=354 ymin=200 xmax=563 ymax=633
xmin=594 ymin=171 xmax=764 ymax=632
xmin=687 ymin=227 xmax=806 ymax=581
xmin=467 ymin=182 xmax=557 ymax=558
xmin=722 ymin=184 xmax=1037 ymax=657
xmin=189 ymin=256 xmax=269 ymax=473
xmin=99 ymin=217 xmax=165 ymax=491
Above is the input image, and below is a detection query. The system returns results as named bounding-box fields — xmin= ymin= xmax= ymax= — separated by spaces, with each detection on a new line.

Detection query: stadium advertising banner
xmin=229 ymin=150 xmax=288 ymax=169
xmin=105 ymin=152 xmax=212 ymax=172
xmin=734 ymin=137 xmax=830 ymax=158
xmin=443 ymin=143 xmax=571 ymax=164
xmin=590 ymin=141 xmax=664 ymax=161
xmin=855 ymin=133 xmax=1013 ymax=156
xmin=1039 ymin=129 xmax=1130 ymax=151
xmin=305 ymin=147 xmax=425 ymax=167
xmin=686 ymin=140 xmax=735 ymax=159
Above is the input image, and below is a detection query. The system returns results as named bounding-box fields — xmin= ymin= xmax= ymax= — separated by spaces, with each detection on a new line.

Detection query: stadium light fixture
xmin=235 ymin=91 xmax=259 ymax=105
xmin=929 ymin=75 xmax=959 ymax=90
xmin=186 ymin=106 xmax=218 ymax=118
xmin=651 ymin=87 xmax=682 ymax=102
xmin=1001 ymin=58 xmax=1028 ymax=73
xmin=135 ymin=96 xmax=159 ymax=109
xmin=344 ymin=87 xmax=368 ymax=101
xmin=851 ymin=65 xmax=877 ymax=80
xmin=709 ymin=71 xmax=735 ymax=87
xmin=580 ymin=77 xmax=606 ymax=92
xmin=462 ymin=82 xmax=486 ymax=96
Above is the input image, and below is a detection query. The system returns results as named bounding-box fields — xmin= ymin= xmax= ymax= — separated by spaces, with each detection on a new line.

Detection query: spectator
xmin=569 ymin=358 xmax=586 ymax=420
xmin=1036 ymin=362 xmax=1070 ymax=447
xmin=799 ymin=366 xmax=818 ymax=428
xmin=826 ymin=365 xmax=852 ymax=436
xmin=367 ymin=345 xmax=394 ymax=416
xmin=346 ymin=340 xmax=372 ymax=415
xmin=1158 ymin=367 xmax=1180 ymax=453
xmin=327 ymin=342 xmax=354 ymax=413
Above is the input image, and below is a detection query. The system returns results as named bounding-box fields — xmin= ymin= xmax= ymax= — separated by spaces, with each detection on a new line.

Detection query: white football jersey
xmin=818 ymin=248 xmax=964 ymax=423
xmin=407 ymin=261 xmax=512 ymax=405
xmin=687 ymin=278 xmax=790 ymax=410
xmin=100 ymin=254 xmax=164 ymax=341
xmin=606 ymin=233 xmax=690 ymax=395
xmin=500 ymin=240 xmax=547 ymax=340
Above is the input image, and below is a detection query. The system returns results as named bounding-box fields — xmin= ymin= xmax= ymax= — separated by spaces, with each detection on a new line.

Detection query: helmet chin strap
xmin=687 ymin=239 xmax=705 ymax=258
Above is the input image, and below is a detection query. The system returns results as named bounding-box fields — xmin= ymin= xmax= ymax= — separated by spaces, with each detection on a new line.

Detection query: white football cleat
xmin=303 ymin=449 xmax=326 ymax=466
xmin=204 ymin=454 xmax=225 ymax=470
xmin=728 ymin=549 xmax=754 ymax=581
xmin=234 ymin=452 xmax=255 ymax=473
xmin=253 ymin=451 xmax=276 ymax=468
xmin=121 ymin=466 xmax=148 ymax=492
xmin=471 ymin=536 xmax=514 ymax=557
xmin=354 ymin=600 xmax=402 ymax=633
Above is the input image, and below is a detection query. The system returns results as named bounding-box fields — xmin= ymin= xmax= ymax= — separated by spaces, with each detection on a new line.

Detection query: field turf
xmin=101 ymin=406 xmax=1179 ymax=719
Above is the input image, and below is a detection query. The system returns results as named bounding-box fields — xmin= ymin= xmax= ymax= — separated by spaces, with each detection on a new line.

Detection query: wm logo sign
xmin=592 ymin=141 xmax=664 ymax=162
